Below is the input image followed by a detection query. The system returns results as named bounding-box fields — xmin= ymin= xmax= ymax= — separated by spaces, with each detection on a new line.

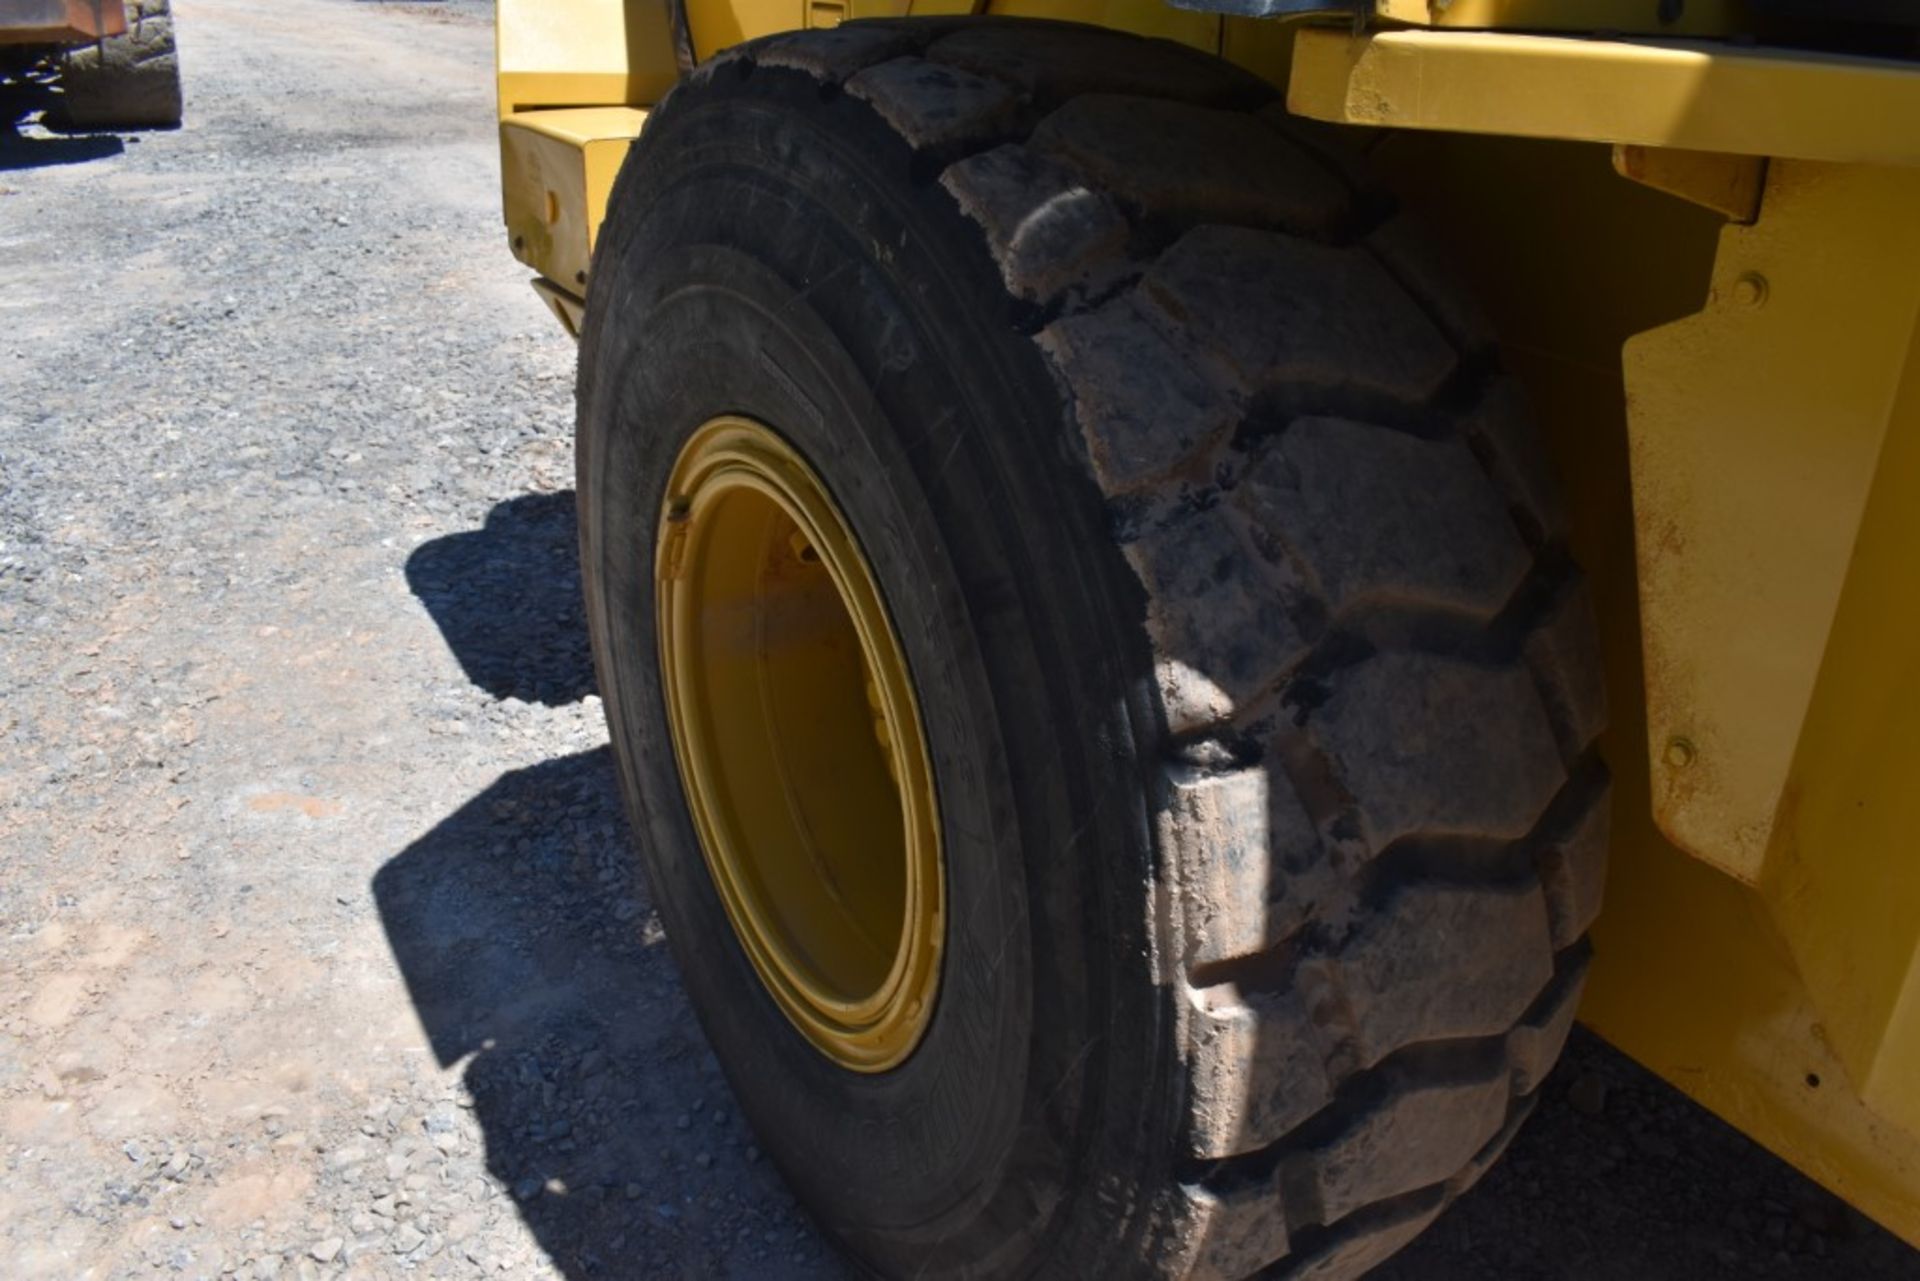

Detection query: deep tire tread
xmin=652 ymin=23 xmax=1611 ymax=1280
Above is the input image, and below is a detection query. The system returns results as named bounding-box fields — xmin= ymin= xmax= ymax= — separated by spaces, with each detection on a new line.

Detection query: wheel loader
xmin=491 ymin=2 xmax=1920 ymax=1276
xmin=0 ymin=0 xmax=181 ymax=131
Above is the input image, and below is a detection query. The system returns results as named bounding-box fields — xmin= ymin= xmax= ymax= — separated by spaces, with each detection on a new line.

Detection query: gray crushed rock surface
xmin=0 ymin=1 xmax=1915 ymax=1279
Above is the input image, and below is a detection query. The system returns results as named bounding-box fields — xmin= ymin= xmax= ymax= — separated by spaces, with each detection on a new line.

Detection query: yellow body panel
xmin=986 ymin=0 xmax=1217 ymax=49
xmin=690 ymin=0 xmax=1225 ymax=54
xmin=1373 ymin=0 xmax=1761 ymax=36
xmin=497 ymin=0 xmax=677 ymax=116
xmin=1771 ymin=309 xmax=1920 ymax=1144
xmin=687 ymin=0 xmax=803 ymax=59
xmin=1624 ymin=163 xmax=1920 ymax=884
xmin=500 ymin=106 xmax=649 ymax=294
xmin=1608 ymin=167 xmax=1920 ymax=1237
xmin=1289 ymin=29 xmax=1920 ymax=166
xmin=493 ymin=0 xmax=1920 ymax=1246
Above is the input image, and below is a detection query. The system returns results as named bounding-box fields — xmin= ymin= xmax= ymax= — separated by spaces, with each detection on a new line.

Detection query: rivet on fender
xmin=1731 ymin=273 xmax=1769 ymax=308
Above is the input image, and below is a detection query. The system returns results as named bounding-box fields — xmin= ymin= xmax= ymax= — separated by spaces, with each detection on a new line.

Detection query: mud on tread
xmin=673 ymin=20 xmax=1611 ymax=1280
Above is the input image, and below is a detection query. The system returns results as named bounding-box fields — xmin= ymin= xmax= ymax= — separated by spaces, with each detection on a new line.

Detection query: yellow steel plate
xmin=1289 ymin=29 xmax=1920 ymax=168
xmin=498 ymin=0 xmax=678 ymax=117
xmin=501 ymin=106 xmax=649 ymax=294
xmin=1375 ymin=0 xmax=1750 ymax=37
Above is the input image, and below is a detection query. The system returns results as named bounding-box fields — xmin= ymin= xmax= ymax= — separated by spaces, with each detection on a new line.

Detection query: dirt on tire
xmin=580 ymin=20 xmax=1609 ymax=1279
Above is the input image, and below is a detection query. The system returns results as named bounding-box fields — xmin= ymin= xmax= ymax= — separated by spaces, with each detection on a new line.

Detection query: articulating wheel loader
xmin=493 ymin=2 xmax=1920 ymax=1276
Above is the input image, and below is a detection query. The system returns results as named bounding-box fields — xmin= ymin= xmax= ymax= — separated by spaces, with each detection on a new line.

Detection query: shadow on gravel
xmin=375 ymin=748 xmax=831 ymax=1278
xmin=406 ymin=491 xmax=595 ymax=706
xmin=388 ymin=493 xmax=844 ymax=1275
xmin=373 ymin=749 xmax=660 ymax=1276
xmin=0 ymin=126 xmax=124 ymax=171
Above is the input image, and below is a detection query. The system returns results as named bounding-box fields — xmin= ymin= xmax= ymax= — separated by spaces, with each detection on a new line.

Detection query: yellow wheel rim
xmin=656 ymin=417 xmax=943 ymax=1072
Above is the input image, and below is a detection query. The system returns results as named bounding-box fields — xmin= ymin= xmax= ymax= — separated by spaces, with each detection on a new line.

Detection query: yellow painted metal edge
xmin=530 ymin=278 xmax=585 ymax=339
xmin=1289 ymin=29 xmax=1920 ymax=167
xmin=502 ymin=107 xmax=649 ymax=299
xmin=1612 ymin=144 xmax=1763 ymax=223
xmin=1374 ymin=0 xmax=1754 ymax=37
xmin=509 ymin=105 xmax=652 ymax=151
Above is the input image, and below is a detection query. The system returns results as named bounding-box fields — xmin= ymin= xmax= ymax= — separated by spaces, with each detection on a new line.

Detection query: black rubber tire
xmin=48 ymin=0 xmax=182 ymax=131
xmin=577 ymin=19 xmax=1610 ymax=1281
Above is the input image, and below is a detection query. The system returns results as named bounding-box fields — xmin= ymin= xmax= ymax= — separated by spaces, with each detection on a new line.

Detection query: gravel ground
xmin=1 ymin=3 xmax=1917 ymax=1279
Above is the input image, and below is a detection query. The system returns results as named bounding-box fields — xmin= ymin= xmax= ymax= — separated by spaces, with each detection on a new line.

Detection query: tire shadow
xmin=385 ymin=491 xmax=844 ymax=1274
xmin=375 ymin=492 xmax=1914 ymax=1278
xmin=405 ymin=491 xmax=595 ymax=706
xmin=373 ymin=748 xmax=844 ymax=1279
xmin=1373 ymin=1025 xmax=1909 ymax=1281
xmin=0 ymin=124 xmax=124 ymax=171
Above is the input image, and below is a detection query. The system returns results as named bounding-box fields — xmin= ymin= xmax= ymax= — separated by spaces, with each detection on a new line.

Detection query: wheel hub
xmin=655 ymin=417 xmax=943 ymax=1072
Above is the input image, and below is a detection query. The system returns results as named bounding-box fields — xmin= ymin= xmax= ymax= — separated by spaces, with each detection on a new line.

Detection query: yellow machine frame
xmin=495 ymin=0 xmax=1920 ymax=1247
